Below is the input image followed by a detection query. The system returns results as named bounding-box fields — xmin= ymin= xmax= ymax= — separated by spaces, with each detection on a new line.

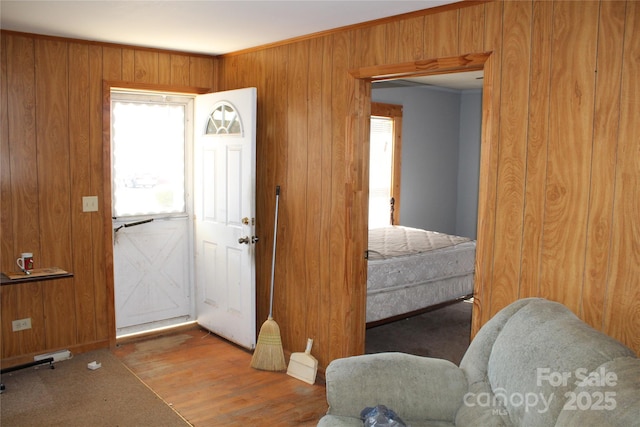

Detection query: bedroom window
xmin=369 ymin=102 xmax=403 ymax=228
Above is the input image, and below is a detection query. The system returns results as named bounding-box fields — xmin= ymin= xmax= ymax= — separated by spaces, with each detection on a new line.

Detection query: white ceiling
xmin=0 ymin=1 xmax=459 ymax=55
xmin=379 ymin=70 xmax=484 ymax=90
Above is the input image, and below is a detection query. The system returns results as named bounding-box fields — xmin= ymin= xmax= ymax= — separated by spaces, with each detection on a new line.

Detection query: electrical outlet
xmin=12 ymin=317 xmax=32 ymax=331
xmin=82 ymin=196 xmax=98 ymax=212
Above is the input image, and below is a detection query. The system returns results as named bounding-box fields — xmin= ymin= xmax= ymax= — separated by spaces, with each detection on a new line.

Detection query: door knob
xmin=238 ymin=236 xmax=250 ymax=244
xmin=252 ymin=236 xmax=259 ymax=244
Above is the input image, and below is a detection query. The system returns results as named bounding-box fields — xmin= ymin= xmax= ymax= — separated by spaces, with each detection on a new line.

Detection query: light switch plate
xmin=12 ymin=317 xmax=32 ymax=331
xmin=82 ymin=196 xmax=98 ymax=212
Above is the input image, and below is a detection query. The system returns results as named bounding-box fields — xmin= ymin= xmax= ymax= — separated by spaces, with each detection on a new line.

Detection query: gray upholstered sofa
xmin=318 ymin=298 xmax=640 ymax=426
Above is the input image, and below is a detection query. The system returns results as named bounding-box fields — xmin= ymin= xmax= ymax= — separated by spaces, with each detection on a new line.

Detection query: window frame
xmin=110 ymin=89 xmax=195 ymax=220
xmin=371 ymin=102 xmax=403 ymax=225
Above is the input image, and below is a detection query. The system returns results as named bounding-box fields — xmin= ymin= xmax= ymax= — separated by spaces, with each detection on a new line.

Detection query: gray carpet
xmin=365 ymin=299 xmax=472 ymax=365
xmin=0 ymin=348 xmax=189 ymax=427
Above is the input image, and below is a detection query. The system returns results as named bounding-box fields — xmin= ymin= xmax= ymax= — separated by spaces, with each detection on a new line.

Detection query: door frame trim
xmin=348 ymin=51 xmax=492 ymax=344
xmin=102 ymin=81 xmax=212 ymax=348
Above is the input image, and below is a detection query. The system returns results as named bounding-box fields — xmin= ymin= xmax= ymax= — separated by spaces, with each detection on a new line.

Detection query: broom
xmin=251 ymin=185 xmax=286 ymax=371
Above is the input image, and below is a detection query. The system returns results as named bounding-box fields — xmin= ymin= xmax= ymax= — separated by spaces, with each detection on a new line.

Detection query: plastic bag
xmin=360 ymin=404 xmax=408 ymax=427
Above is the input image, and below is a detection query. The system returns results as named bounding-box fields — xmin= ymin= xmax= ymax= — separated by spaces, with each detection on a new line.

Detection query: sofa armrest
xmin=324 ymin=352 xmax=467 ymax=422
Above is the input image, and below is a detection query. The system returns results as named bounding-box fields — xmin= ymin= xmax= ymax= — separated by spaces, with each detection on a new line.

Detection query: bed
xmin=366 ymin=225 xmax=476 ymax=325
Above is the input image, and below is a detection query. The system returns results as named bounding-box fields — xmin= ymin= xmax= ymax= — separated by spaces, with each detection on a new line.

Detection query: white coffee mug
xmin=16 ymin=252 xmax=34 ymax=271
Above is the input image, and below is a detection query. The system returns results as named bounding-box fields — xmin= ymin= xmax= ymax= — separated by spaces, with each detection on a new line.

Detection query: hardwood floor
xmin=113 ymin=327 xmax=328 ymax=426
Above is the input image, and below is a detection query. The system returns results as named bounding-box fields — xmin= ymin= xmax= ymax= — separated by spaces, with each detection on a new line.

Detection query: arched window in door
xmin=206 ymin=102 xmax=243 ymax=135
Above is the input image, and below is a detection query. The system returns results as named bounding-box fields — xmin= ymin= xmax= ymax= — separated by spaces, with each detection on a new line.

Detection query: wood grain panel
xmin=189 ymin=56 xmax=215 ymax=88
xmin=520 ymin=0 xmax=553 ymax=298
xmin=102 ymin=46 xmax=123 ymax=80
xmin=158 ymin=52 xmax=171 ymax=84
xmin=121 ymin=48 xmax=135 ymax=81
xmin=1 ymin=34 xmax=6 ymax=357
xmin=34 ymin=39 xmax=76 ymax=349
xmin=424 ymin=9 xmax=459 ymax=58
xmin=35 ymin=39 xmax=73 ymax=271
xmin=1 ymin=286 xmax=20 ymax=357
xmin=252 ymin=52 xmax=266 ymax=331
xmin=582 ymin=1 xmax=626 ymax=326
xmin=473 ymin=0 xmax=503 ymax=327
xmin=383 ymin=21 xmax=400 ymax=64
xmin=90 ymin=44 xmax=109 ymax=342
xmin=328 ymin=31 xmax=350 ymax=362
xmin=284 ymin=40 xmax=310 ymax=350
xmin=539 ymin=1 xmax=599 ymax=313
xmin=254 ymin=48 xmax=278 ymax=329
xmin=6 ymin=35 xmax=39 ymax=267
xmin=68 ymin=43 xmax=97 ymax=343
xmin=217 ymin=54 xmax=233 ymax=89
xmin=398 ymin=16 xmax=424 ymax=62
xmin=488 ymin=1 xmax=532 ymax=312
xmin=354 ymin=25 xmax=385 ymax=67
xmin=317 ymin=37 xmax=334 ymax=367
xmin=346 ymin=30 xmax=369 ymax=357
xmin=604 ymin=0 xmax=640 ymax=353
xmin=259 ymin=47 xmax=287 ymax=336
xmin=169 ymin=54 xmax=190 ymax=86
xmin=1 ymin=283 xmax=46 ymax=358
xmin=348 ymin=78 xmax=370 ymax=357
xmin=18 ymin=282 xmax=46 ymax=354
xmin=233 ymin=52 xmax=250 ymax=89
xmin=43 ymin=279 xmax=76 ymax=348
xmin=134 ymin=50 xmax=158 ymax=83
xmin=303 ymin=36 xmax=326 ymax=352
xmin=459 ymin=3 xmax=485 ymax=54
xmin=267 ymin=46 xmax=289 ymax=336
xmin=0 ymin=35 xmax=12 ymax=277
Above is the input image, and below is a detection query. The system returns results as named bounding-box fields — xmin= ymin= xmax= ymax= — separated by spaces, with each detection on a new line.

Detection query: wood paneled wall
xmin=0 ymin=32 xmax=215 ymax=366
xmin=217 ymin=0 xmax=639 ymax=369
xmin=2 ymin=0 xmax=638 ymax=372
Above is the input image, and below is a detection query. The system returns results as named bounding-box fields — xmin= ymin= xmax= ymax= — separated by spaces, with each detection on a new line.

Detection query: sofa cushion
xmin=487 ymin=299 xmax=635 ymax=426
xmin=459 ymin=298 xmax=535 ymax=386
xmin=318 ymin=415 xmax=365 ymax=427
xmin=457 ymin=298 xmax=636 ymax=427
xmin=324 ymin=353 xmax=466 ymax=421
xmin=555 ymin=357 xmax=640 ymax=426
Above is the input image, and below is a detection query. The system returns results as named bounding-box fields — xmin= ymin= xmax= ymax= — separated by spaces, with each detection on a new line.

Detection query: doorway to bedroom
xmin=364 ymin=69 xmax=483 ymax=365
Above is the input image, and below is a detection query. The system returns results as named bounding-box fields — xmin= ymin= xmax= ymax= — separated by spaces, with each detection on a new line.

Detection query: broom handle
xmin=269 ymin=185 xmax=280 ymax=318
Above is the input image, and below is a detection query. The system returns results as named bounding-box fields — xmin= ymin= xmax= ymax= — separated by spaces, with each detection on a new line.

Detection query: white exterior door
xmin=194 ymin=88 xmax=257 ymax=350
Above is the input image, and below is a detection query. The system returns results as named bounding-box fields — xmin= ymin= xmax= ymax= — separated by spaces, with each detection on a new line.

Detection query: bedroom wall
xmin=457 ymin=90 xmax=482 ymax=239
xmin=371 ymin=84 xmax=481 ymax=239
xmin=372 ymin=85 xmax=461 ymax=235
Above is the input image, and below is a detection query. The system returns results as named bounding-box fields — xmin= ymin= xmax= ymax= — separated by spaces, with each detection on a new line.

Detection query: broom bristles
xmin=251 ymin=316 xmax=286 ymax=371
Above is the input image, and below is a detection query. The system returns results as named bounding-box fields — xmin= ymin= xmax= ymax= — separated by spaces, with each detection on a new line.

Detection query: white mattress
xmin=367 ymin=226 xmax=476 ymax=323
xmin=368 ymin=226 xmax=471 ymax=260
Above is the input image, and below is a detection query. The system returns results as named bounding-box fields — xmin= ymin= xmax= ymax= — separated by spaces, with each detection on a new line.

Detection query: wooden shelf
xmin=1 ymin=268 xmax=73 ymax=285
